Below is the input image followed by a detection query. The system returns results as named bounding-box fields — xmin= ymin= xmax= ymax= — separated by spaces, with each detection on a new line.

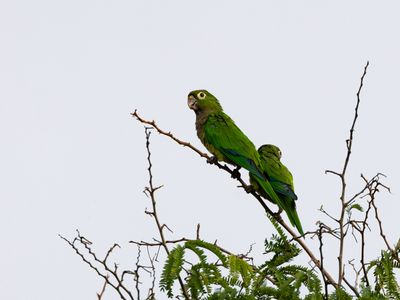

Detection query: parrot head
xmin=258 ymin=144 xmax=282 ymax=160
xmin=187 ymin=90 xmax=223 ymax=113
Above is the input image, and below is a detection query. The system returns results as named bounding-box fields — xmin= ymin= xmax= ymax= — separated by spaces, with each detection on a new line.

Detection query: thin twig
xmin=326 ymin=61 xmax=369 ymax=286
xmin=135 ymin=245 xmax=142 ymax=300
xmin=97 ymin=276 xmax=108 ymax=300
xmin=130 ymin=237 xmax=253 ymax=261
xmin=132 ymin=110 xmax=209 ymax=159
xmin=59 ymin=232 xmax=134 ymax=300
xmin=142 ymin=128 xmax=190 ymax=300
xmin=145 ymin=246 xmax=157 ymax=300
xmin=318 ymin=224 xmax=328 ymax=299
xmin=359 ymin=175 xmax=375 ymax=287
xmin=132 ymin=110 xmax=339 ymax=288
xmin=132 ymin=65 xmax=374 ymax=294
xmin=364 ymin=174 xmax=399 ymax=264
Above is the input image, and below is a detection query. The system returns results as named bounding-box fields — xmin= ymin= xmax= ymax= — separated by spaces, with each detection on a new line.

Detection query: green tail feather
xmin=252 ymin=175 xmax=304 ymax=236
xmin=284 ymin=202 xmax=304 ymax=236
xmin=253 ymin=176 xmax=285 ymax=212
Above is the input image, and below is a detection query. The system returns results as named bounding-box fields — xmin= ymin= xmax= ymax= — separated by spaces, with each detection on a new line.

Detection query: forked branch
xmin=132 ymin=113 xmax=339 ymax=288
xmin=325 ymin=61 xmax=369 ymax=287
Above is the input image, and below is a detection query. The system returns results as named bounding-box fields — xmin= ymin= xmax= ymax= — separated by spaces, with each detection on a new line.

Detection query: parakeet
xmin=250 ymin=144 xmax=304 ymax=235
xmin=187 ymin=89 xmax=284 ymax=211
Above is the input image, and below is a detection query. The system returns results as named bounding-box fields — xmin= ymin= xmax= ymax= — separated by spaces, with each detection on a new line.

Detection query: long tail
xmin=284 ymin=199 xmax=304 ymax=236
xmin=252 ymin=175 xmax=285 ymax=213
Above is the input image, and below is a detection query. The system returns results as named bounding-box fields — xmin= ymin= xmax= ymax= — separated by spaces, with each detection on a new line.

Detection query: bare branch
xmin=97 ymin=276 xmax=108 ymax=300
xmin=130 ymin=237 xmax=253 ymax=262
xmin=59 ymin=232 xmax=134 ymax=300
xmin=363 ymin=174 xmax=400 ymax=264
xmin=319 ymin=206 xmax=340 ymax=223
xmin=132 ymin=110 xmax=209 ymax=159
xmin=135 ymin=245 xmax=142 ymax=300
xmin=325 ymin=61 xmax=369 ymax=286
xmin=141 ymin=128 xmax=190 ymax=300
xmin=132 ymin=110 xmax=339 ymax=288
xmin=145 ymin=246 xmax=157 ymax=300
xmin=196 ymin=223 xmax=200 ymax=240
xmin=318 ymin=224 xmax=328 ymax=299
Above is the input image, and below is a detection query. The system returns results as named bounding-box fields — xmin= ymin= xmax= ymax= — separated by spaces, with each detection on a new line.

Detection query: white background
xmin=1 ymin=1 xmax=399 ymax=299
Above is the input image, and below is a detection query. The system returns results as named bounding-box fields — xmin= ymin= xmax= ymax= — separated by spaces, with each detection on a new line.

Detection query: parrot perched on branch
xmin=187 ymin=89 xmax=285 ymax=211
xmin=250 ymin=144 xmax=304 ymax=235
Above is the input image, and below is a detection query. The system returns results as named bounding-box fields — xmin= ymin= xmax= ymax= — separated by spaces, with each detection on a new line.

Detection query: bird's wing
xmin=204 ymin=113 xmax=264 ymax=179
xmin=262 ymin=155 xmax=303 ymax=234
xmin=204 ymin=113 xmax=284 ymax=209
xmin=263 ymin=156 xmax=297 ymax=200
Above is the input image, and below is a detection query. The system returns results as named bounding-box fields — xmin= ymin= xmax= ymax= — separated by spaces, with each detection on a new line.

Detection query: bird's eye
xmin=198 ymin=92 xmax=206 ymax=99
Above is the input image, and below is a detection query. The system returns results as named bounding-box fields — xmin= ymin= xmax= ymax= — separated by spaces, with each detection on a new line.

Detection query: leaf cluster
xmin=160 ymin=217 xmax=400 ymax=299
xmin=161 ymin=219 xmax=323 ymax=299
xmin=360 ymin=247 xmax=400 ymax=299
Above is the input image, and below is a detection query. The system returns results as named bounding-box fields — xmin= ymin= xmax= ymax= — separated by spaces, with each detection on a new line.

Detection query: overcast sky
xmin=1 ymin=1 xmax=400 ymax=299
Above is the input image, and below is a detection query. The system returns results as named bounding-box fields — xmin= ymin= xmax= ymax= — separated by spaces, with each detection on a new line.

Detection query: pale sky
xmin=1 ymin=1 xmax=400 ymax=299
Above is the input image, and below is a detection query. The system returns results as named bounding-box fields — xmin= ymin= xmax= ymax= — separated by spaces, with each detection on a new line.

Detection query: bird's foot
xmin=271 ymin=208 xmax=283 ymax=219
xmin=243 ymin=184 xmax=254 ymax=193
xmin=207 ymin=155 xmax=217 ymax=164
xmin=231 ymin=166 xmax=241 ymax=179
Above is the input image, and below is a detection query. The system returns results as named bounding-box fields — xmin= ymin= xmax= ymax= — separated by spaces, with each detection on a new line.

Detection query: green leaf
xmin=349 ymin=203 xmax=364 ymax=212
xmin=328 ymin=287 xmax=352 ymax=300
xmin=160 ymin=245 xmax=185 ymax=298
xmin=186 ymin=240 xmax=228 ymax=266
xmin=228 ymin=255 xmax=254 ymax=288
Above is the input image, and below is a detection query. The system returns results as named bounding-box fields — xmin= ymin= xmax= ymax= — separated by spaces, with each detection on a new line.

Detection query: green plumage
xmin=250 ymin=144 xmax=304 ymax=235
xmin=187 ymin=90 xmax=284 ymax=211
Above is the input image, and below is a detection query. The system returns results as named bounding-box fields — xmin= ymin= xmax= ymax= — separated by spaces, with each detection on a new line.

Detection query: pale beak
xmin=187 ymin=95 xmax=197 ymax=110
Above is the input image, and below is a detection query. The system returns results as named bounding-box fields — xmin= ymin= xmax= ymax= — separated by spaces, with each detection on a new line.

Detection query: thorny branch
xmin=97 ymin=276 xmax=108 ymax=300
xmin=359 ymin=176 xmax=375 ymax=287
xmin=59 ymin=231 xmax=134 ymax=300
xmin=135 ymin=246 xmax=142 ymax=300
xmin=344 ymin=173 xmax=394 ymax=289
xmin=60 ymin=131 xmax=167 ymax=299
xmin=318 ymin=224 xmax=328 ymax=299
xmin=61 ymin=62 xmax=397 ymax=299
xmin=130 ymin=237 xmax=254 ymax=263
xmin=131 ymin=61 xmax=395 ymax=297
xmin=144 ymin=246 xmax=157 ymax=299
xmin=325 ymin=61 xmax=369 ymax=288
xmin=133 ymin=111 xmax=209 ymax=159
xmin=132 ymin=112 xmax=339 ymax=288
xmin=320 ymin=62 xmax=394 ymax=294
xmin=142 ymin=128 xmax=190 ymax=300
xmin=361 ymin=174 xmax=398 ymax=264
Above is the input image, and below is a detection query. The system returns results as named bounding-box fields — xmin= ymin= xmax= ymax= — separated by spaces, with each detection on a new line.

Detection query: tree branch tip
xmin=196 ymin=224 xmax=201 ymax=240
xmin=325 ymin=170 xmax=342 ymax=177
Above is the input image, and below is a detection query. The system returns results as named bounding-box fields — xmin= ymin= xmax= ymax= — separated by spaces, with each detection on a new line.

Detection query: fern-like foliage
xmin=160 ymin=216 xmax=400 ymax=299
xmin=358 ymin=286 xmax=388 ymax=300
xmin=160 ymin=245 xmax=185 ymax=298
xmin=228 ymin=254 xmax=254 ymax=289
xmin=160 ymin=217 xmax=326 ymax=299
xmin=328 ymin=288 xmax=352 ymax=300
xmin=366 ymin=249 xmax=400 ymax=299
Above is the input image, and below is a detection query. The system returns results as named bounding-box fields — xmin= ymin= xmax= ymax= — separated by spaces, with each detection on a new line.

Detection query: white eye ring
xmin=198 ymin=92 xmax=206 ymax=99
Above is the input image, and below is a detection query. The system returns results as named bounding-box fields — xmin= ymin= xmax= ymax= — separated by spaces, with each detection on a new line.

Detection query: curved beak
xmin=187 ymin=95 xmax=197 ymax=110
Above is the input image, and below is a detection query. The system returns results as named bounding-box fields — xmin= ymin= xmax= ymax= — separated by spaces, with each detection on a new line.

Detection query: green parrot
xmin=250 ymin=144 xmax=304 ymax=235
xmin=187 ymin=89 xmax=285 ymax=211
